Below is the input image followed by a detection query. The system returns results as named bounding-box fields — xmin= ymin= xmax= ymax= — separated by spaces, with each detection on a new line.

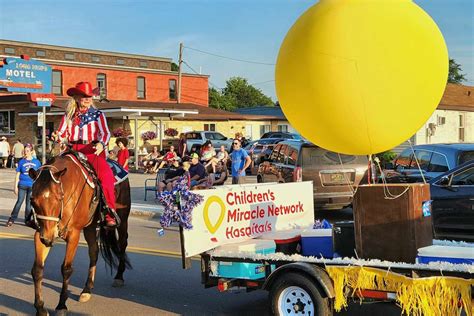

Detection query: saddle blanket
xmin=65 ymin=154 xmax=128 ymax=187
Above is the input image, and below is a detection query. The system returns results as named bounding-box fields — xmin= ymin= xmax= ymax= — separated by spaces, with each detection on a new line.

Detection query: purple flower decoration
xmin=156 ymin=176 xmax=204 ymax=229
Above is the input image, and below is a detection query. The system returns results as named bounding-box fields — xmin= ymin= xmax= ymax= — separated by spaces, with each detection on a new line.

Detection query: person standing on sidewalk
xmin=12 ymin=139 xmax=24 ymax=167
xmin=0 ymin=136 xmax=10 ymax=168
xmin=7 ymin=144 xmax=41 ymax=227
xmin=230 ymin=139 xmax=251 ymax=185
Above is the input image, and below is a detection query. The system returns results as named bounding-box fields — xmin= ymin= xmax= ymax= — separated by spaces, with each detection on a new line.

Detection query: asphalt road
xmin=0 ymin=168 xmax=401 ymax=315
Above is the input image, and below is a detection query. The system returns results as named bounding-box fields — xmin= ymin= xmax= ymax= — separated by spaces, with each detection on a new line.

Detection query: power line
xmin=184 ymin=46 xmax=276 ymax=66
xmin=182 ymin=60 xmax=222 ymax=90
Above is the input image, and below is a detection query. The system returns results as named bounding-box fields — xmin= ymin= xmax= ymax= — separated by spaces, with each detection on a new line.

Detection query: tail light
xmin=294 ymin=166 xmax=303 ymax=182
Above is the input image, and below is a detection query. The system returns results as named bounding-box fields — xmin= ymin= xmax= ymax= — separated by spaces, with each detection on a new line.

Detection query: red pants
xmin=73 ymin=144 xmax=116 ymax=210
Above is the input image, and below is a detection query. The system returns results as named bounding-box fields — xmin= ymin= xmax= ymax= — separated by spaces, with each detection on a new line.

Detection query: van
xmin=257 ymin=140 xmax=368 ymax=210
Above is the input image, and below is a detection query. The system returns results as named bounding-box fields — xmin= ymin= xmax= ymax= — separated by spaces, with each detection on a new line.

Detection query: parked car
xmin=184 ymin=131 xmax=233 ymax=154
xmin=430 ymin=160 xmax=474 ymax=242
xmin=245 ymin=138 xmax=284 ymax=175
xmin=384 ymin=143 xmax=474 ymax=183
xmin=261 ymin=132 xmax=302 ymax=140
xmin=257 ymin=140 xmax=368 ymax=210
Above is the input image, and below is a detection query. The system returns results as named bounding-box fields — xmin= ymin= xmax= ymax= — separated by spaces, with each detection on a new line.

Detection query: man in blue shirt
xmin=7 ymin=144 xmax=41 ymax=227
xmin=230 ymin=139 xmax=251 ymax=184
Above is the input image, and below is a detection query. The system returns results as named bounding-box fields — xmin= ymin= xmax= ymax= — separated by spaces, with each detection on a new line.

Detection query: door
xmin=431 ymin=164 xmax=474 ymax=241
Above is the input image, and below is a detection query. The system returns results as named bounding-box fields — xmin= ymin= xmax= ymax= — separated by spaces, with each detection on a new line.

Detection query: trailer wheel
xmin=269 ymin=272 xmax=332 ymax=316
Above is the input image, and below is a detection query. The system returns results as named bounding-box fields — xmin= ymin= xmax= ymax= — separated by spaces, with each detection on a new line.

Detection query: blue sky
xmin=1 ymin=0 xmax=472 ymax=100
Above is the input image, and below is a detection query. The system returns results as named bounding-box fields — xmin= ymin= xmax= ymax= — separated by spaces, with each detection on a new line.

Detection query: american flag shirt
xmin=57 ymin=107 xmax=110 ymax=144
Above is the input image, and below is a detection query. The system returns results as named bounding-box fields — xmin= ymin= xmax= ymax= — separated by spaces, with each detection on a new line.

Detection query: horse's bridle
xmin=32 ymin=165 xmax=65 ymax=225
xmin=32 ymin=164 xmax=88 ymax=238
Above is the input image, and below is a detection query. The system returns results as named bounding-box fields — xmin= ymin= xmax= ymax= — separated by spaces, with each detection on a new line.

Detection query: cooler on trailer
xmin=211 ymin=240 xmax=276 ymax=280
xmin=333 ymin=221 xmax=356 ymax=258
xmin=300 ymin=229 xmax=333 ymax=258
xmin=258 ymin=229 xmax=302 ymax=255
xmin=417 ymin=245 xmax=474 ymax=265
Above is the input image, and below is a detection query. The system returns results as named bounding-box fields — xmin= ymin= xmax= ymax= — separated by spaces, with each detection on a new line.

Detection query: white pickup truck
xmin=184 ymin=131 xmax=233 ymax=154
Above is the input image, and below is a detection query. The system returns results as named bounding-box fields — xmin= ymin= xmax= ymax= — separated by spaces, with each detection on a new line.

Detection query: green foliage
xmin=209 ymin=77 xmax=274 ymax=110
xmin=171 ymin=62 xmax=179 ymax=72
xmin=376 ymin=151 xmax=397 ymax=168
xmin=448 ymin=59 xmax=466 ymax=84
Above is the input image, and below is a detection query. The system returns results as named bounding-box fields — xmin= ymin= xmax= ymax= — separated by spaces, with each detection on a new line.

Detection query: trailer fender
xmin=263 ymin=262 xmax=335 ymax=299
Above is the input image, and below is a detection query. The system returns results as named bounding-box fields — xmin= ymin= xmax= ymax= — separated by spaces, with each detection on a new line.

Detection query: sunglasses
xmin=233 ymin=142 xmax=240 ymax=145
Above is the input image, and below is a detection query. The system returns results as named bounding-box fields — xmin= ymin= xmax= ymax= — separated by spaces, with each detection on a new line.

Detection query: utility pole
xmin=177 ymin=42 xmax=183 ymax=104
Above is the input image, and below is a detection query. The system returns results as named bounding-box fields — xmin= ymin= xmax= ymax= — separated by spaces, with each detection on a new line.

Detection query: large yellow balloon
xmin=276 ymin=0 xmax=448 ymax=155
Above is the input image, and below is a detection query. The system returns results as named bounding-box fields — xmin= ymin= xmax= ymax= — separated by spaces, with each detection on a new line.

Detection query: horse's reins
xmin=33 ymin=163 xmax=89 ymax=238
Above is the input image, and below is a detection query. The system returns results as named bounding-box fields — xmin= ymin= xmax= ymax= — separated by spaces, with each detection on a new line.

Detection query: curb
xmin=130 ymin=209 xmax=162 ymax=219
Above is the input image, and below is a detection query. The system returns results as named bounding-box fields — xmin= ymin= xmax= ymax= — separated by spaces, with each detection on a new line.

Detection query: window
xmin=34 ymin=122 xmax=55 ymax=145
xmin=270 ymin=144 xmax=282 ymax=161
xmin=36 ymin=50 xmax=46 ymax=57
xmin=394 ymin=149 xmax=413 ymax=171
xmin=64 ymin=53 xmax=75 ymax=60
xmin=91 ymin=56 xmax=100 ymax=63
xmin=459 ymin=113 xmax=465 ymax=142
xmin=276 ymin=145 xmax=288 ymax=163
xmin=96 ymin=73 xmax=107 ymax=98
xmin=459 ymin=151 xmax=474 ymax=165
xmin=428 ymin=153 xmax=449 ymax=172
xmin=213 ymin=132 xmax=226 ymax=140
xmin=278 ymin=125 xmax=289 ymax=132
xmin=410 ymin=150 xmax=432 ymax=171
xmin=139 ymin=60 xmax=148 ymax=68
xmin=169 ymin=79 xmax=177 ymax=100
xmin=204 ymin=124 xmax=216 ymax=132
xmin=52 ymin=70 xmax=62 ymax=95
xmin=185 ymin=132 xmax=201 ymax=140
xmin=451 ymin=167 xmax=474 ymax=186
xmin=117 ymin=59 xmax=125 ymax=65
xmin=437 ymin=116 xmax=446 ymax=125
xmin=0 ymin=111 xmax=15 ymax=134
xmin=260 ymin=125 xmax=271 ymax=136
xmin=137 ymin=77 xmax=146 ymax=99
xmin=287 ymin=146 xmax=299 ymax=166
xmin=4 ymin=47 xmax=15 ymax=54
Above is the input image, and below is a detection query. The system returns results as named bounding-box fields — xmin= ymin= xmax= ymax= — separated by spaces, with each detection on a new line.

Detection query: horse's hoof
xmin=55 ymin=309 xmax=67 ymax=316
xmin=112 ymin=279 xmax=124 ymax=287
xmin=36 ymin=310 xmax=49 ymax=316
xmin=79 ymin=292 xmax=92 ymax=303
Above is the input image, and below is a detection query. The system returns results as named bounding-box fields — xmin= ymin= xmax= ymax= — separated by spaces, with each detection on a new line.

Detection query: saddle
xmin=62 ymin=150 xmax=121 ymax=227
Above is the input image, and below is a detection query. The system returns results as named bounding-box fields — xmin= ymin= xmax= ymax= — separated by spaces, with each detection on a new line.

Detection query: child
xmin=116 ymin=138 xmax=130 ymax=172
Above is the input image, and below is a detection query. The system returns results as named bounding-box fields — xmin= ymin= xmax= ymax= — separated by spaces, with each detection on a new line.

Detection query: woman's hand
xmin=14 ymin=186 xmax=18 ymax=195
xmin=94 ymin=142 xmax=104 ymax=155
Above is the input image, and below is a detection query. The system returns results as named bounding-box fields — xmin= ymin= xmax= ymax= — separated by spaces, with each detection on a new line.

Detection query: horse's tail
xmin=98 ymin=226 xmax=132 ymax=272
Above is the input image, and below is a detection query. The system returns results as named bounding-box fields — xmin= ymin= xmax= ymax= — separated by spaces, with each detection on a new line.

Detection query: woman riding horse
xmin=54 ymin=81 xmax=117 ymax=227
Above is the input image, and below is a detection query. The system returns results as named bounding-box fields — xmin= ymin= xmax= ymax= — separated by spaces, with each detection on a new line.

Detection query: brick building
xmin=0 ymin=40 xmax=280 ymax=166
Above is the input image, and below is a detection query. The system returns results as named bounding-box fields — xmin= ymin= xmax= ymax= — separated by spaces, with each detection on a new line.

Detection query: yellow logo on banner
xmin=203 ymin=196 xmax=226 ymax=234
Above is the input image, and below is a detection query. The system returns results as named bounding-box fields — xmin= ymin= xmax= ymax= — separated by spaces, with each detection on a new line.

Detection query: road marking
xmin=0 ymin=232 xmax=199 ymax=260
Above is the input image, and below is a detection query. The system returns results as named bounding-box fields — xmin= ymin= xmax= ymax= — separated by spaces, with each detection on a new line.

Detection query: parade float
xmin=157 ymin=1 xmax=473 ymax=315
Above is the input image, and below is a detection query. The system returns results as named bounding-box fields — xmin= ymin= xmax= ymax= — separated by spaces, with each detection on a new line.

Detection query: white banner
xmin=183 ymin=181 xmax=314 ymax=257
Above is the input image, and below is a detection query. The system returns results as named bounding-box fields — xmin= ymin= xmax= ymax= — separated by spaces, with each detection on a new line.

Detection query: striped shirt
xmin=57 ymin=107 xmax=110 ymax=144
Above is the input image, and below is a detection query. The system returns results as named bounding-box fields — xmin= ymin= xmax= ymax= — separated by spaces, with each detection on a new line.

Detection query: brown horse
xmin=29 ymin=154 xmax=131 ymax=316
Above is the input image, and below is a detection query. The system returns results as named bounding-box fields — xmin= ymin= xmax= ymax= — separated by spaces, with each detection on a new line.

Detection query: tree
xmin=223 ymin=77 xmax=274 ymax=108
xmin=171 ymin=62 xmax=179 ymax=72
xmin=209 ymin=87 xmax=235 ymax=111
xmin=208 ymin=77 xmax=274 ymax=110
xmin=448 ymin=59 xmax=466 ymax=84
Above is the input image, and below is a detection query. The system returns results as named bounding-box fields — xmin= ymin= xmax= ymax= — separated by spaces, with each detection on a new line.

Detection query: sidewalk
xmin=0 ymin=168 xmax=163 ymax=218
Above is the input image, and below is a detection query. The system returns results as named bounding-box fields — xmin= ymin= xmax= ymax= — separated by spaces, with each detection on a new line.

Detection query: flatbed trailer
xmin=198 ymin=251 xmax=474 ymax=316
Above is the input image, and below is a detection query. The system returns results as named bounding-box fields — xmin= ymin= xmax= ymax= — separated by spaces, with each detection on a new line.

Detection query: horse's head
xmin=30 ymin=165 xmax=67 ymax=247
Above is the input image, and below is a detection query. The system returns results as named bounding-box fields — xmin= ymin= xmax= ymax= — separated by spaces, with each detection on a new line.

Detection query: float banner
xmin=183 ymin=182 xmax=314 ymax=257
